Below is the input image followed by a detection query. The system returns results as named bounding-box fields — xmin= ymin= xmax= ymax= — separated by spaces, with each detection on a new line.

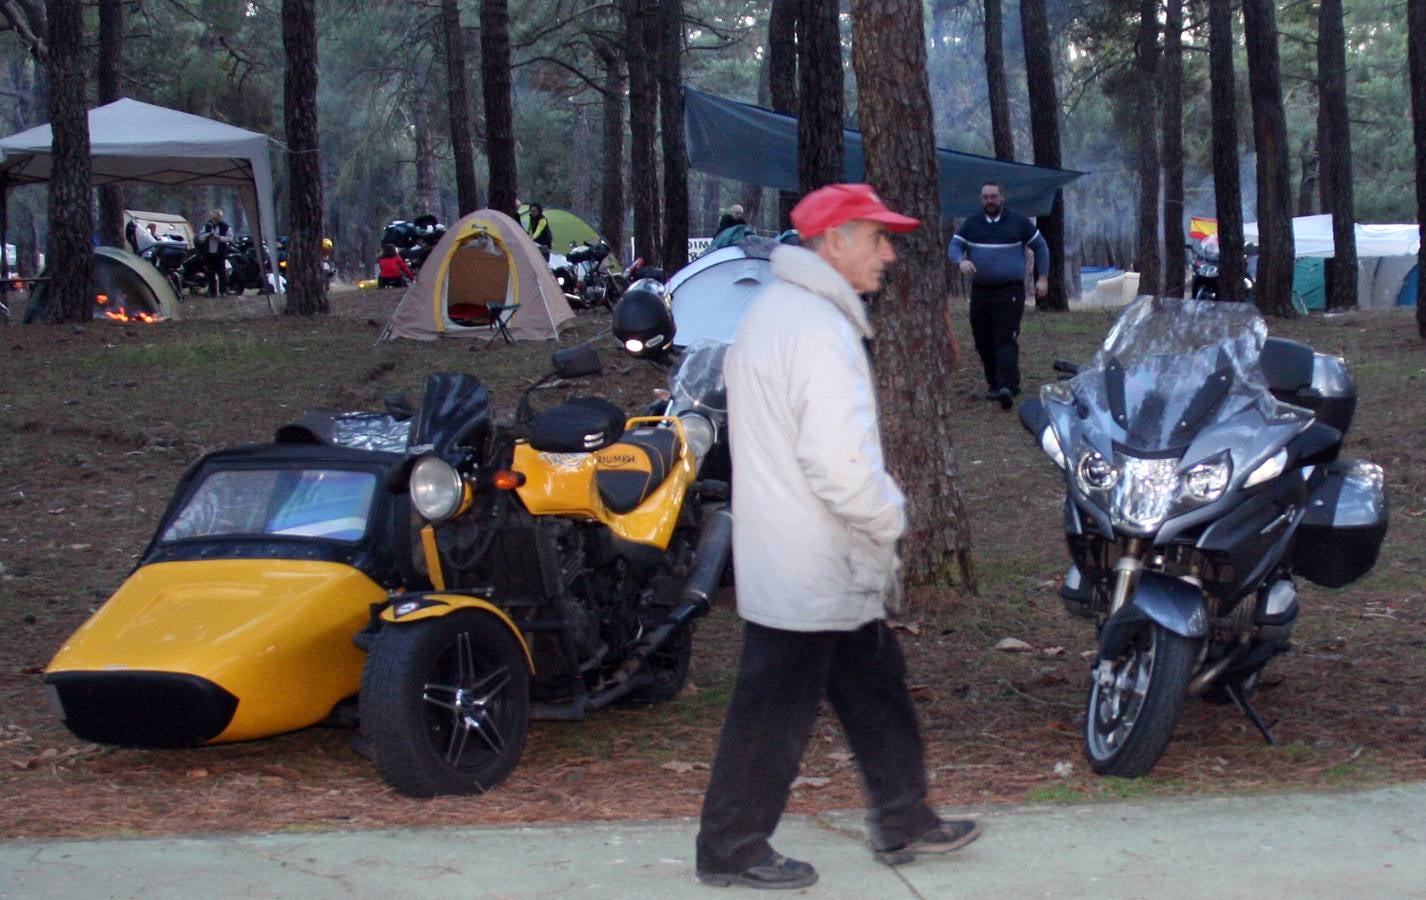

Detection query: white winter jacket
xmin=725 ymin=244 xmax=906 ymax=632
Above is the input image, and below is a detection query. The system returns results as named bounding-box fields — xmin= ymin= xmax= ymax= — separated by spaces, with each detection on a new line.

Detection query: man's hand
xmin=1035 ymin=275 xmax=1049 ymax=299
xmin=958 ymin=259 xmax=976 ymax=276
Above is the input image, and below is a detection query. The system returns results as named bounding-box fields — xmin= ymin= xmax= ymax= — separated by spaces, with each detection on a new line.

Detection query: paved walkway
xmin=3 ymin=783 xmax=1423 ymax=898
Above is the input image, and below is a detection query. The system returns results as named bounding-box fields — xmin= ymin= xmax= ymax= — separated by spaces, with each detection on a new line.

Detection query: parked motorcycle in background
xmin=1188 ymin=235 xmax=1253 ymax=301
xmin=1019 ymin=297 xmax=1387 ymax=777
xmin=381 ymin=216 xmax=445 ymax=275
xmin=277 ymin=236 xmax=337 ymax=291
xmin=556 ymin=239 xmax=627 ymax=311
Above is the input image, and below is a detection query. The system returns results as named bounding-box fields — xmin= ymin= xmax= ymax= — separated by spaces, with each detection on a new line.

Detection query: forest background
xmin=0 ymin=0 xmax=1419 ymax=291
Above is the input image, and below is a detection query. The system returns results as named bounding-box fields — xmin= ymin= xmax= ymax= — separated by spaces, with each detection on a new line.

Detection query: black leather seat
xmin=595 ymin=426 xmax=683 ymax=514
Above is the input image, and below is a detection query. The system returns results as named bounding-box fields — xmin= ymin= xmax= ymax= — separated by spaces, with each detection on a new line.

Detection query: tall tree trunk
xmin=1412 ymin=0 xmax=1426 ymax=337
xmin=852 ymin=0 xmax=976 ymax=602
xmin=1296 ymin=137 xmax=1318 ymax=215
xmin=441 ymin=0 xmax=480 ymax=215
xmin=1161 ymin=0 xmax=1185 ymax=297
xmin=595 ymin=42 xmax=625 ymax=255
xmin=1241 ymin=0 xmax=1295 ymax=317
xmin=95 ymin=0 xmax=125 ymax=248
xmin=481 ymin=0 xmax=517 ymax=217
xmin=44 ymin=0 xmax=93 ymax=323
xmin=282 ymin=0 xmax=325 ymax=315
xmin=984 ymin=0 xmax=1014 ymax=161
xmin=412 ymin=85 xmax=439 ymax=215
xmin=622 ymin=0 xmax=661 ymax=265
xmin=796 ymin=0 xmax=843 ymax=192
xmin=769 ymin=0 xmax=799 ymax=227
xmin=1019 ymin=0 xmax=1067 ymax=310
xmin=1208 ymin=0 xmax=1246 ymax=301
xmin=1318 ymin=0 xmax=1357 ymax=310
xmin=1133 ymin=0 xmax=1161 ymax=297
xmin=657 ymin=0 xmax=689 ymax=272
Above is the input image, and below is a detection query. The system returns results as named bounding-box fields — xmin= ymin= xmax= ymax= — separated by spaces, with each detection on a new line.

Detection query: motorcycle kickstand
xmin=1227 ymin=681 xmax=1278 ymax=746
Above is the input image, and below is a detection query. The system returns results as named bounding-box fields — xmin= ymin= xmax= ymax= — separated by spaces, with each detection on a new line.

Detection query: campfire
xmin=94 ymin=293 xmax=160 ymax=324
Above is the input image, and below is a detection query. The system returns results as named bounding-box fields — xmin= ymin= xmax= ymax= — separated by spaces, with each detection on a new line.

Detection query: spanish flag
xmin=1189 ymin=216 xmax=1218 ymax=240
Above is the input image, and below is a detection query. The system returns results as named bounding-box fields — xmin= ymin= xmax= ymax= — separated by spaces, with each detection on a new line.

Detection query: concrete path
xmin=3 ymin=783 xmax=1423 ymax=898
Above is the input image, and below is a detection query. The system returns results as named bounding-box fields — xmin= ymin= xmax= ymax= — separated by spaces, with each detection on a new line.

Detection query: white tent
xmin=1243 ymin=214 xmax=1421 ymax=309
xmin=1243 ymin=214 xmax=1420 ymax=258
xmin=0 ymin=99 xmax=281 ymax=298
xmin=666 ymin=242 xmax=777 ymax=347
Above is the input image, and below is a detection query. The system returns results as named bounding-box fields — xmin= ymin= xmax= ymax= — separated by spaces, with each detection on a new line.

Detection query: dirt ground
xmin=1 ymin=287 xmax=1423 ymax=839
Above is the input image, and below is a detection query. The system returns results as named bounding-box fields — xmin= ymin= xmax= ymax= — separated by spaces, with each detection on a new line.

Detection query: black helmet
xmin=613 ymin=278 xmax=675 ymax=359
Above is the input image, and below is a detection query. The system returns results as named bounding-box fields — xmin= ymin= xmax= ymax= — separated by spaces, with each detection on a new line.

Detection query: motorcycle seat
xmin=594 ymin=426 xmax=683 ymax=514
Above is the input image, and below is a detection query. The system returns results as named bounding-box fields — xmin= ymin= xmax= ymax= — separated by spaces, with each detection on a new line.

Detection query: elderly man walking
xmin=694 ymin=184 xmax=982 ymax=890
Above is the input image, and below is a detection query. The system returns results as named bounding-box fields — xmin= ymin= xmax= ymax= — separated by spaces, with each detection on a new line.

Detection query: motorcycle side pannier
xmin=1291 ymin=459 xmax=1387 ymax=588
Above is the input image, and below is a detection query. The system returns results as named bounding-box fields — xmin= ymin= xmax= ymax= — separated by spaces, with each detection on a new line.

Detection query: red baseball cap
xmin=791 ymin=183 xmax=921 ymax=239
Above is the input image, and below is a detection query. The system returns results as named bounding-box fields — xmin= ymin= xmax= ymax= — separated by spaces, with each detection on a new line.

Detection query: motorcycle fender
xmin=379 ymin=593 xmax=534 ymax=673
xmin=1098 ymin=571 xmax=1207 ymax=659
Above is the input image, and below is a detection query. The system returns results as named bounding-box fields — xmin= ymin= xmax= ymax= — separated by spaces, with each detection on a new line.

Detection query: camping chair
xmin=486 ymin=302 xmax=517 ymax=346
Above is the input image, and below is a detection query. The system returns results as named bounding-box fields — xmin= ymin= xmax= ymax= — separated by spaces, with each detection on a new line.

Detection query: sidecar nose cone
xmin=43 ymin=671 xmax=238 ymax=747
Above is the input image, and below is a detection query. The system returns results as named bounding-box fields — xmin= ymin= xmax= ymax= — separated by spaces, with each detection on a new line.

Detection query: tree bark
xmin=282 ymin=0 xmax=326 ymax=315
xmin=797 ymin=0 xmax=843 ymax=193
xmin=622 ymin=0 xmax=661 ymax=265
xmin=1241 ymin=0 xmax=1295 ymax=317
xmin=1411 ymin=0 xmax=1426 ymax=337
xmin=595 ymin=41 xmax=625 ymax=254
xmin=412 ymin=85 xmax=439 ymax=216
xmin=984 ymin=0 xmax=1014 ymax=161
xmin=1207 ymin=0 xmax=1246 ymax=301
xmin=1018 ymin=0 xmax=1067 ymax=311
xmin=481 ymin=0 xmax=518 ymax=217
xmin=1133 ymin=0 xmax=1161 ymax=297
xmin=769 ymin=0 xmax=799 ymax=227
xmin=852 ymin=0 xmax=977 ymax=602
xmin=1317 ymin=0 xmax=1357 ymax=310
xmin=43 ymin=0 xmax=93 ymax=323
xmin=1161 ymin=0 xmax=1185 ymax=297
xmin=441 ymin=0 xmax=480 ymax=215
xmin=95 ymin=0 xmax=125 ymax=248
xmin=657 ymin=0 xmax=689 ymax=272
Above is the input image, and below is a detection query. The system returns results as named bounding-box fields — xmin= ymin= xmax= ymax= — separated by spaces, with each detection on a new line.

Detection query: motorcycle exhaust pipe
xmin=1187 ymin=635 xmax=1251 ymax=697
xmin=677 ymin=504 xmax=733 ymax=618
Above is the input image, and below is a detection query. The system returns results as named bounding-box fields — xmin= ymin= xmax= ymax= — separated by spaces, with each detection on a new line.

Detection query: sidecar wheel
xmin=1084 ymin=622 xmax=1198 ymax=778
xmin=623 ymin=622 xmax=695 ymax=706
xmin=360 ymin=611 xmax=530 ymax=797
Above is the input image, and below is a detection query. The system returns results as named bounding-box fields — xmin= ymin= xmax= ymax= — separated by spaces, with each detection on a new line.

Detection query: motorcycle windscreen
xmin=159 ymin=467 xmax=378 ymax=543
xmin=1072 ymin=297 xmax=1273 ymax=451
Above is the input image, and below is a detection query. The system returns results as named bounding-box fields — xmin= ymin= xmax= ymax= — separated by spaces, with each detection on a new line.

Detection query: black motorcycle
xmin=140 ymin=237 xmax=190 ymax=299
xmin=1188 ymin=237 xmax=1253 ymax=301
xmin=1019 ymin=297 xmax=1387 ymax=777
xmin=381 ymin=216 xmax=445 ymax=274
xmin=557 ymin=239 xmax=627 ymax=312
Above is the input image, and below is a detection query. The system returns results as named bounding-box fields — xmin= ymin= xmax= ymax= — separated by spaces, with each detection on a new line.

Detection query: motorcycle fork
xmin=1106 ymin=537 xmax=1147 ymax=617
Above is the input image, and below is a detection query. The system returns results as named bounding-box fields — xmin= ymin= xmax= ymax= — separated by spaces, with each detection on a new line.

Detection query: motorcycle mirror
xmin=551 ymin=345 xmax=603 ymax=379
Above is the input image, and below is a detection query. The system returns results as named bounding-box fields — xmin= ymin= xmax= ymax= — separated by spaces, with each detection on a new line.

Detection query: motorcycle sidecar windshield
xmin=159 ymin=468 xmax=378 ymax=543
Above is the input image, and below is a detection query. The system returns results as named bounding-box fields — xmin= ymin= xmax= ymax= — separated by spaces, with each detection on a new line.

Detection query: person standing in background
xmin=199 ymin=209 xmax=232 ymax=297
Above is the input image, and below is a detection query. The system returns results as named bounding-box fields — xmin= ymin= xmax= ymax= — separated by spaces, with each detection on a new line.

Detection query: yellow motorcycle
xmin=355 ymin=339 xmax=731 ymax=796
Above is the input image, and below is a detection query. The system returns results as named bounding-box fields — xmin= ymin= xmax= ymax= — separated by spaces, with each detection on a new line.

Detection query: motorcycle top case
xmin=1291 ymin=459 xmax=1387 ymax=588
xmin=1262 ymin=337 xmax=1357 ymax=436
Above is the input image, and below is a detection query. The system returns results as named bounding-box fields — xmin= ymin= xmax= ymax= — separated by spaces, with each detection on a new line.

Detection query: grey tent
xmin=0 ymin=98 xmax=281 ymax=306
xmin=666 ymin=239 xmax=778 ymax=347
xmin=683 ymin=86 xmax=1083 ymax=218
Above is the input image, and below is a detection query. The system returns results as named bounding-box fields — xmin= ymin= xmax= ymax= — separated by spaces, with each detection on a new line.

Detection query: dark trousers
xmin=696 ymin=620 xmax=940 ymax=873
xmin=969 ymin=282 xmax=1026 ymax=393
xmin=203 ymin=252 xmax=228 ymax=296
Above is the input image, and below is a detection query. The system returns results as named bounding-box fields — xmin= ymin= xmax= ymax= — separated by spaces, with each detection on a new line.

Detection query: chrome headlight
xmin=1112 ymin=456 xmax=1180 ymax=532
xmin=410 ymin=456 xmax=467 ymax=521
xmin=678 ymin=412 xmax=715 ymax=462
xmin=1183 ymin=453 xmax=1231 ymax=502
xmin=1075 ymin=448 xmax=1119 ymax=493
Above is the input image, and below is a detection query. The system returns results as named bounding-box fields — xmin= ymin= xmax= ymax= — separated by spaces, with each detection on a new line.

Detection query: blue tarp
xmin=683 ymin=86 xmax=1084 ymax=219
xmin=1398 ymin=266 xmax=1419 ymax=307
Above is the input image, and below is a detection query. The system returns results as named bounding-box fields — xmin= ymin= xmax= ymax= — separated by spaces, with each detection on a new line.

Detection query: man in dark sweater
xmin=947 ymin=182 xmax=1050 ymax=410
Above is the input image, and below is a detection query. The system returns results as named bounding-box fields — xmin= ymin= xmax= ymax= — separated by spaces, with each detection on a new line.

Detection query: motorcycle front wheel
xmin=360 ymin=610 xmax=531 ymax=797
xmin=1084 ymin=621 xmax=1198 ymax=777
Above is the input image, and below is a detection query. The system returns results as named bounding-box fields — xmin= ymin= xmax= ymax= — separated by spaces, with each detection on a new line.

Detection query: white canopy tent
xmin=1243 ymin=213 xmax=1420 ymax=258
xmin=0 ymin=98 xmax=281 ymax=297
